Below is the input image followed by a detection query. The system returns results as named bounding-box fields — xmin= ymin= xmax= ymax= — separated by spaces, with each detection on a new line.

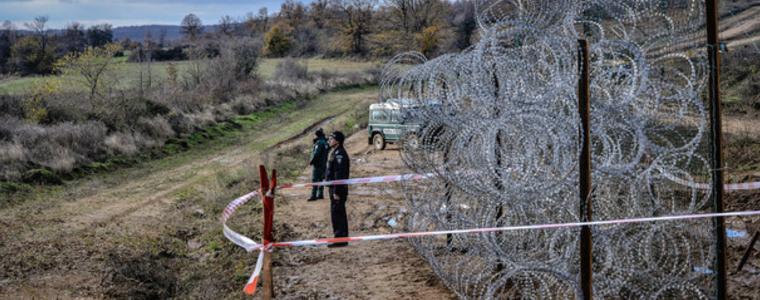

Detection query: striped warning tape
xmin=221 ymin=172 xmax=760 ymax=296
xmin=221 ymin=173 xmax=435 ymax=295
xmin=269 ymin=210 xmax=760 ymax=249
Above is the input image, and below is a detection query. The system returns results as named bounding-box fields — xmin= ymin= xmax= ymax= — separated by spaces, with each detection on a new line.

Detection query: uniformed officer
xmin=308 ymin=128 xmax=329 ymax=201
xmin=325 ymin=131 xmax=350 ymax=247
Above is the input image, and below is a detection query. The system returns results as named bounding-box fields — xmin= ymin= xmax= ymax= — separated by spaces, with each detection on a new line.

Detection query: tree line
xmin=177 ymin=0 xmax=477 ymax=59
xmin=0 ymin=17 xmax=114 ymax=75
xmin=0 ymin=0 xmax=478 ymax=76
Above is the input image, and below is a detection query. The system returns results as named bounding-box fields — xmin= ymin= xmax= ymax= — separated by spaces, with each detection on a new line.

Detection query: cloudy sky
xmin=0 ymin=0 xmax=291 ymax=29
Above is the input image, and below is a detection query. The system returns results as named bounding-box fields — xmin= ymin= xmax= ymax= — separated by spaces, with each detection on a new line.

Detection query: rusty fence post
xmin=259 ymin=165 xmax=277 ymax=300
xmin=577 ymin=38 xmax=593 ymax=300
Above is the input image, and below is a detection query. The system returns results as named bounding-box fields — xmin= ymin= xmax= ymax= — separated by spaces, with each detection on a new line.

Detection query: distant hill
xmin=113 ymin=25 xmax=183 ymax=43
xmin=112 ymin=24 xmax=223 ymax=42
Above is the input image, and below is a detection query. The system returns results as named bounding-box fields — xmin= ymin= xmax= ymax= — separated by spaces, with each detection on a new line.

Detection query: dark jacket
xmin=310 ymin=137 xmax=329 ymax=168
xmin=326 ymin=145 xmax=350 ymax=181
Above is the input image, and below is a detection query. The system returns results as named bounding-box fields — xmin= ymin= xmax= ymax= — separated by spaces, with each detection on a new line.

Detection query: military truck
xmin=367 ymin=99 xmax=421 ymax=150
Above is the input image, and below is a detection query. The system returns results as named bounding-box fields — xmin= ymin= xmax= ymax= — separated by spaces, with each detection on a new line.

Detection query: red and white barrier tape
xmin=221 ymin=172 xmax=760 ymax=296
xmin=269 ymin=210 xmax=760 ymax=248
xmin=221 ymin=173 xmax=435 ymax=295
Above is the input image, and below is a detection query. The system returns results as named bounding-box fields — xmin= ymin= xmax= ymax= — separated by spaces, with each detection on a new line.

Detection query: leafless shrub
xmin=0 ymin=95 xmax=24 ymax=119
xmin=230 ymin=95 xmax=257 ymax=115
xmin=182 ymin=47 xmax=208 ymax=90
xmin=234 ymin=78 xmax=262 ymax=96
xmin=165 ymin=90 xmax=213 ymax=113
xmin=204 ymin=38 xmax=262 ymax=101
xmin=273 ymin=58 xmax=308 ymax=81
xmin=167 ymin=112 xmax=195 ymax=135
xmin=132 ymin=132 xmax=161 ymax=149
xmin=0 ymin=116 xmax=24 ymax=142
xmin=15 ymin=126 xmax=77 ymax=172
xmin=40 ymin=147 xmax=77 ymax=172
xmin=105 ymin=132 xmax=138 ymax=156
xmin=0 ymin=141 xmax=27 ymax=180
xmin=0 ymin=141 xmax=25 ymax=162
xmin=137 ymin=116 xmax=175 ymax=140
xmin=213 ymin=104 xmax=235 ymax=122
xmin=45 ymin=92 xmax=93 ymax=123
xmin=39 ymin=122 xmax=105 ymax=166
xmin=187 ymin=110 xmax=217 ymax=129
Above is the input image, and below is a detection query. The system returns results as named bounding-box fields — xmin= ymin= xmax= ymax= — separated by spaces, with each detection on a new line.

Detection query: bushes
xmin=128 ymin=46 xmax=188 ymax=62
xmin=263 ymin=23 xmax=294 ymax=57
xmin=273 ymin=58 xmax=308 ymax=81
xmin=105 ymin=132 xmax=138 ymax=156
xmin=14 ymin=121 xmax=108 ymax=173
xmin=0 ymin=141 xmax=26 ymax=180
xmin=10 ymin=36 xmax=57 ymax=75
xmin=0 ymin=53 xmax=377 ymax=183
xmin=137 ymin=116 xmax=175 ymax=140
xmin=0 ymin=94 xmax=23 ymax=119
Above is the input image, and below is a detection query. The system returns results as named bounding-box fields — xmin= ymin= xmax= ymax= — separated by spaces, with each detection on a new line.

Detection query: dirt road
xmin=269 ymin=130 xmax=453 ymax=299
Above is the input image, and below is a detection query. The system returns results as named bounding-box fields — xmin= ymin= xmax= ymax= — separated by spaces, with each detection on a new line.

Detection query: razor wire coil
xmin=385 ymin=0 xmax=717 ymax=298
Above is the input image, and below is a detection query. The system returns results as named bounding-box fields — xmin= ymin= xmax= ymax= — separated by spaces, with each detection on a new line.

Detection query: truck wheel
xmin=373 ymin=133 xmax=386 ymax=150
xmin=403 ymin=133 xmax=419 ymax=150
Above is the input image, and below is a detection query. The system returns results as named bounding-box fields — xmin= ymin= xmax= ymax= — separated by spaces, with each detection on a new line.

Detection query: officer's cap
xmin=329 ymin=131 xmax=345 ymax=144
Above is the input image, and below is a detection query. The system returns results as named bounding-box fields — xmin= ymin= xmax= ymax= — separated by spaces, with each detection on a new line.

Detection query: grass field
xmin=0 ymin=58 xmax=379 ymax=95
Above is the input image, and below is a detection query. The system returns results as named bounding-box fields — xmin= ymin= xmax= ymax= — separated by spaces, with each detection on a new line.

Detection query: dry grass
xmin=0 ymin=58 xmax=379 ymax=96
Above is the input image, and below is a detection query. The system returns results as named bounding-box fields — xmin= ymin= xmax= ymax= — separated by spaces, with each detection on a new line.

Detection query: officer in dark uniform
xmin=308 ymin=128 xmax=329 ymax=201
xmin=325 ymin=131 xmax=350 ymax=247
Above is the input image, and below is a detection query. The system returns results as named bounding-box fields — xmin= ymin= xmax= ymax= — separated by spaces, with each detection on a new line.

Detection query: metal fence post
xmin=577 ymin=39 xmax=593 ymax=300
xmin=705 ymin=0 xmax=728 ymax=298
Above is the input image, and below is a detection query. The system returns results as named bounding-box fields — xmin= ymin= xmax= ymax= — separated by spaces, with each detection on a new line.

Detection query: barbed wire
xmin=384 ymin=0 xmax=717 ymax=298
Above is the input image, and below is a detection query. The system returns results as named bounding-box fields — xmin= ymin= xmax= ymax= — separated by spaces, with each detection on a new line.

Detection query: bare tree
xmin=257 ymin=7 xmax=270 ymax=33
xmin=451 ymin=0 xmax=476 ymax=50
xmin=244 ymin=8 xmax=269 ymax=35
xmin=180 ymin=13 xmax=203 ymax=41
xmin=144 ymin=30 xmax=156 ymax=50
xmin=1 ymin=20 xmax=16 ymax=39
xmin=384 ymin=0 xmax=446 ymax=33
xmin=158 ymin=28 xmax=167 ymax=47
xmin=331 ymin=0 xmax=376 ymax=55
xmin=24 ymin=16 xmax=49 ymax=51
xmin=0 ymin=20 xmax=16 ymax=73
xmin=86 ymin=23 xmax=113 ymax=47
xmin=309 ymin=0 xmax=331 ymax=29
xmin=56 ymin=44 xmax=122 ymax=100
xmin=280 ymin=0 xmax=307 ymax=29
xmin=218 ymin=15 xmax=236 ymax=36
xmin=62 ymin=22 xmax=87 ymax=53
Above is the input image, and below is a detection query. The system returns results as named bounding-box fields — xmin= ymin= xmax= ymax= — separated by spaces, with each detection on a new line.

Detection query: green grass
xmin=0 ymin=58 xmax=378 ymax=95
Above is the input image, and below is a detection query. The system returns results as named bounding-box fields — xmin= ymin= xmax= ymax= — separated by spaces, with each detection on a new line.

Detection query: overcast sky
xmin=0 ymin=0 xmax=292 ymax=29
